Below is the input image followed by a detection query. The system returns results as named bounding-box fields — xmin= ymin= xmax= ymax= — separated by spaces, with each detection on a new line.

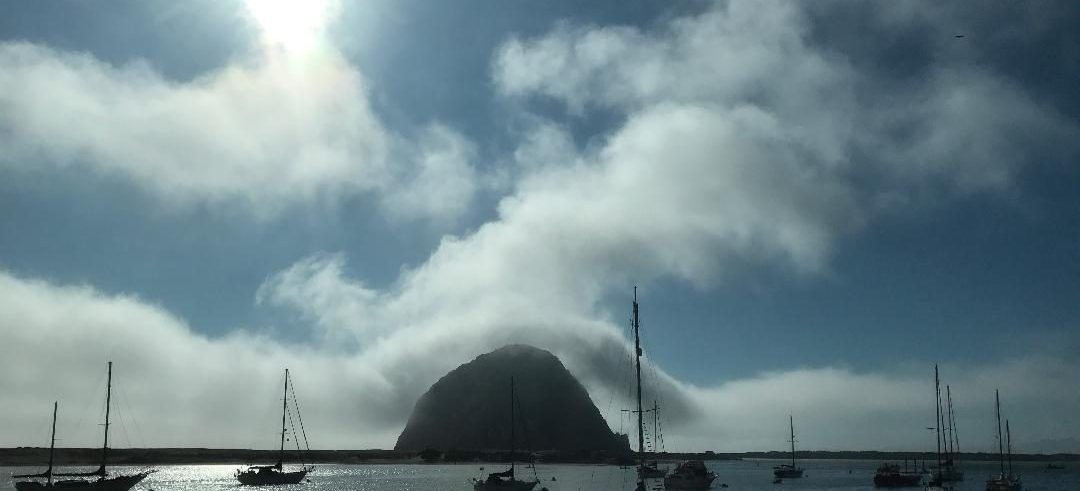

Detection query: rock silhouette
xmin=394 ymin=344 xmax=628 ymax=454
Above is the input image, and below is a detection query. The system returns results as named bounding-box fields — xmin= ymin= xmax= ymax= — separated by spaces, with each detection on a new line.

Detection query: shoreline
xmin=1 ymin=448 xmax=1077 ymax=467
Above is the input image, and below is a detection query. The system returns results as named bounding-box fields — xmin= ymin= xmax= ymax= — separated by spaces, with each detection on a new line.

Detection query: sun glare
xmin=244 ymin=0 xmax=334 ymax=53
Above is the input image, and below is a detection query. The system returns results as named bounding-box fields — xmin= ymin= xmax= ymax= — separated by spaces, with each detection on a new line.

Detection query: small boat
xmin=872 ymin=462 xmax=922 ymax=488
xmin=985 ymin=390 xmax=1021 ymax=491
xmin=663 ymin=460 xmax=717 ymax=490
xmin=236 ymin=369 xmax=314 ymax=485
xmin=473 ymin=377 xmax=541 ymax=491
xmin=628 ymin=289 xmax=714 ymax=490
xmin=773 ymin=415 xmax=804 ymax=478
xmin=1046 ymin=463 xmax=1065 ymax=470
xmin=929 ymin=366 xmax=963 ymax=487
xmin=639 ymin=461 xmax=668 ymax=479
xmin=14 ymin=362 xmax=153 ymax=490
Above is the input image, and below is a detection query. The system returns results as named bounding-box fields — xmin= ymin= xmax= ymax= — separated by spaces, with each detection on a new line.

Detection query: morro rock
xmin=394 ymin=344 xmax=628 ymax=454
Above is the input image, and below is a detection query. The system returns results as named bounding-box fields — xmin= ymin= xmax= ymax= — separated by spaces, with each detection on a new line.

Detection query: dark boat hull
xmin=472 ymin=479 xmax=539 ymax=491
xmin=237 ymin=469 xmax=309 ymax=486
xmin=985 ymin=477 xmax=1022 ymax=491
xmin=774 ymin=466 xmax=804 ymax=478
xmin=15 ymin=473 xmax=150 ymax=491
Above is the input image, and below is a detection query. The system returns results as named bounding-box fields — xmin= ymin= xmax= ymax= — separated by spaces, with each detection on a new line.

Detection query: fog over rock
xmin=394 ymin=344 xmax=630 ymax=453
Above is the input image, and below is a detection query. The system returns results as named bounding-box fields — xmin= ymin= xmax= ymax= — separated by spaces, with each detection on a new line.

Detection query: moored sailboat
xmin=15 ymin=362 xmax=153 ymax=490
xmin=236 ymin=369 xmax=314 ymax=485
xmin=472 ymin=377 xmax=541 ymax=491
xmin=872 ymin=461 xmax=922 ymax=488
xmin=926 ymin=365 xmax=954 ymax=490
xmin=623 ymin=289 xmax=715 ymax=490
xmin=773 ymin=415 xmax=804 ymax=479
xmin=985 ymin=390 xmax=1021 ymax=491
xmin=934 ymin=384 xmax=964 ymax=482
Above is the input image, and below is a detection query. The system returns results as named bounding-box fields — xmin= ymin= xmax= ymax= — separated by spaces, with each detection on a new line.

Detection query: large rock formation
xmin=395 ymin=344 xmax=628 ymax=454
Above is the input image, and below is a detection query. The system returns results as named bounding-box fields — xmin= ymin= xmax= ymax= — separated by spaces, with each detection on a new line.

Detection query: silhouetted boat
xmin=473 ymin=377 xmax=541 ymax=491
xmin=14 ymin=362 xmax=153 ymax=490
xmin=664 ymin=460 xmax=717 ymax=490
xmin=933 ymin=383 xmax=964 ymax=483
xmin=773 ymin=415 xmax=804 ymax=478
xmin=1045 ymin=463 xmax=1064 ymax=470
xmin=985 ymin=390 xmax=1021 ymax=491
xmin=872 ymin=461 xmax=922 ymax=488
xmin=927 ymin=365 xmax=958 ymax=490
xmin=236 ymin=369 xmax=314 ymax=485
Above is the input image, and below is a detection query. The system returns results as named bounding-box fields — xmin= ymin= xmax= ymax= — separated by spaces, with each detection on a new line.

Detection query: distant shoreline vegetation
xmin=1 ymin=448 xmax=1078 ymax=466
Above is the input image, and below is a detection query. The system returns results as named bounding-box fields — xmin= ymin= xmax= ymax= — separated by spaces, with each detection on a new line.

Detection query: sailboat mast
xmin=947 ymin=385 xmax=959 ymax=459
xmin=790 ymin=415 xmax=796 ymax=468
xmin=101 ymin=361 xmax=112 ymax=473
xmin=652 ymin=401 xmax=659 ymax=459
xmin=48 ymin=401 xmax=57 ymax=486
xmin=633 ymin=287 xmax=644 ymax=470
xmin=934 ymin=365 xmax=942 ymax=473
xmin=995 ymin=389 xmax=1004 ymax=476
xmin=1005 ymin=419 xmax=1013 ymax=478
xmin=510 ymin=376 xmax=516 ymax=477
xmin=280 ymin=369 xmax=289 ymax=465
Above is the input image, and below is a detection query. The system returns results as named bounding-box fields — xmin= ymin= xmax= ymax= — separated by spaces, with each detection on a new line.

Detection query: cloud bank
xmin=0 ymin=6 xmax=476 ymax=223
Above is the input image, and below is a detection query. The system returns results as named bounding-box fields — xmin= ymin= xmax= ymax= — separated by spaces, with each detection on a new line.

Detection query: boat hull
xmin=237 ymin=469 xmax=309 ymax=486
xmin=472 ymin=479 xmax=539 ymax=491
xmin=15 ymin=473 xmax=150 ymax=491
xmin=985 ymin=477 xmax=1022 ymax=491
xmin=773 ymin=466 xmax=804 ymax=478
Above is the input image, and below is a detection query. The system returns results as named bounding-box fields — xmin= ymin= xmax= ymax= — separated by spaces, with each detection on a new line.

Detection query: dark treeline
xmin=2 ymin=448 xmax=1077 ymax=467
xmin=736 ymin=450 xmax=1080 ymax=462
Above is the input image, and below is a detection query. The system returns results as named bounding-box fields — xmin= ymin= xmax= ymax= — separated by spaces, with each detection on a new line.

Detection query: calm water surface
xmin=5 ymin=460 xmax=1078 ymax=490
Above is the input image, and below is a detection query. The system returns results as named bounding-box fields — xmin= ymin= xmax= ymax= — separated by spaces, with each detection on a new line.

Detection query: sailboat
xmin=872 ymin=460 xmax=922 ymax=488
xmin=236 ymin=369 xmax=314 ymax=485
xmin=985 ymin=390 xmax=1021 ymax=491
xmin=14 ymin=362 xmax=153 ymax=490
xmin=13 ymin=402 xmax=59 ymax=490
xmin=773 ymin=415 xmax=804 ymax=478
xmin=472 ymin=377 xmax=541 ymax=491
xmin=926 ymin=365 xmax=954 ymax=490
xmin=622 ymin=289 xmax=715 ymax=491
xmin=933 ymin=384 xmax=964 ymax=483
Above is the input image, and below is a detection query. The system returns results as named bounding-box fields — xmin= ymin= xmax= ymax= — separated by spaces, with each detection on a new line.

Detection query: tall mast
xmin=633 ymin=287 xmax=644 ymax=472
xmin=48 ymin=401 xmax=57 ymax=486
xmin=101 ymin=361 xmax=113 ymax=474
xmin=279 ymin=369 xmax=289 ymax=466
xmin=934 ymin=365 xmax=942 ymax=474
xmin=947 ymin=385 xmax=959 ymax=460
xmin=510 ymin=376 xmax=516 ymax=477
xmin=995 ymin=389 xmax=1004 ymax=476
xmin=790 ymin=415 xmax=796 ymax=468
xmin=1005 ymin=419 xmax=1013 ymax=478
xmin=652 ymin=401 xmax=660 ymax=459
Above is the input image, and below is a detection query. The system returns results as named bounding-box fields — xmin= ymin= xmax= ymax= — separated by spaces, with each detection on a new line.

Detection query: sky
xmin=1 ymin=0 xmax=1078 ymax=454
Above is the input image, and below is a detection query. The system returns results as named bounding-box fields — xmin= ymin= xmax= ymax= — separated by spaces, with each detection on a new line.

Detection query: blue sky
xmin=1 ymin=0 xmax=1078 ymax=452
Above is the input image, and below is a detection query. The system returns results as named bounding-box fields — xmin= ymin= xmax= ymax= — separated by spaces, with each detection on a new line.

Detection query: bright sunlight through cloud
xmin=244 ymin=0 xmax=337 ymax=54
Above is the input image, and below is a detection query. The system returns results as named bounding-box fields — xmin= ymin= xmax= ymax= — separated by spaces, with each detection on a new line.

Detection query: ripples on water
xmin=5 ymin=460 xmax=1077 ymax=490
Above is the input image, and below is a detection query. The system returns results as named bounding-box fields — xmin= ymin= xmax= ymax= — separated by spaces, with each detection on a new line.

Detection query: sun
xmin=244 ymin=0 xmax=335 ymax=54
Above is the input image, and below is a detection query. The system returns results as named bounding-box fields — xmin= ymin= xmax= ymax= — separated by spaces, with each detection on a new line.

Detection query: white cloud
xmin=379 ymin=123 xmax=479 ymax=223
xmin=0 ymin=10 xmax=479 ymax=223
